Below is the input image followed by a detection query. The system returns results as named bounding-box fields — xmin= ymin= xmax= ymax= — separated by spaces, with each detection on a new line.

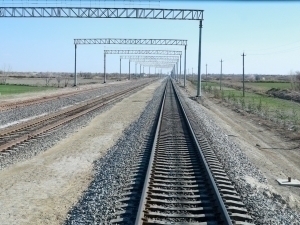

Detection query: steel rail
xmin=0 ymin=79 xmax=156 ymax=153
xmin=0 ymin=84 xmax=119 ymax=112
xmin=135 ymin=79 xmax=233 ymax=224
xmin=134 ymin=79 xmax=167 ymax=224
xmin=172 ymin=79 xmax=233 ymax=224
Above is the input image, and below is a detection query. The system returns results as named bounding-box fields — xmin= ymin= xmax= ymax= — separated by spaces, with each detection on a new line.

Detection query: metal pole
xmin=242 ymin=52 xmax=246 ymax=97
xmin=129 ymin=60 xmax=131 ymax=80
xmin=74 ymin=44 xmax=77 ymax=86
xmin=180 ymin=54 xmax=182 ymax=82
xmin=220 ymin=59 xmax=223 ymax=90
xmin=119 ymin=58 xmax=121 ymax=80
xmin=104 ymin=52 xmax=106 ymax=83
xmin=176 ymin=61 xmax=178 ymax=82
xmin=184 ymin=45 xmax=187 ymax=87
xmin=197 ymin=20 xmax=203 ymax=97
xmin=206 ymin=63 xmax=207 ymax=86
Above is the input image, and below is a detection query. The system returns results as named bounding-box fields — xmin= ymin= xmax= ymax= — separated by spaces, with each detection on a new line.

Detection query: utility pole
xmin=242 ymin=52 xmax=246 ymax=97
xmin=129 ymin=60 xmax=131 ymax=80
xmin=119 ymin=58 xmax=121 ymax=80
xmin=192 ymin=67 xmax=194 ymax=81
xmin=220 ymin=59 xmax=223 ymax=90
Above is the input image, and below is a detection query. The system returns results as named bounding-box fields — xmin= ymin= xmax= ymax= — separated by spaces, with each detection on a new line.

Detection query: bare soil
xmin=184 ymin=80 xmax=300 ymax=210
xmin=0 ymin=80 xmax=162 ymax=225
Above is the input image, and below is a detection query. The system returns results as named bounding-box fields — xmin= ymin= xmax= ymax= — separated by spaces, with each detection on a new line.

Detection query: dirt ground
xmin=0 ymin=80 xmax=162 ymax=225
xmin=183 ymin=80 xmax=300 ymax=210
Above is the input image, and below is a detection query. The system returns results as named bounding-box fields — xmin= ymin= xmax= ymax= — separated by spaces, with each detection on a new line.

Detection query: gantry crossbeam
xmin=75 ymin=38 xmax=187 ymax=45
xmin=104 ymin=50 xmax=182 ymax=55
xmin=120 ymin=55 xmax=179 ymax=60
xmin=0 ymin=7 xmax=203 ymax=20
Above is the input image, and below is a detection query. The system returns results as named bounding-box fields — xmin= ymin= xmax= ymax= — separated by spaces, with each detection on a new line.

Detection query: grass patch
xmin=196 ymin=80 xmax=300 ymax=129
xmin=203 ymin=80 xmax=292 ymax=93
xmin=0 ymin=84 xmax=55 ymax=95
xmin=245 ymin=82 xmax=291 ymax=91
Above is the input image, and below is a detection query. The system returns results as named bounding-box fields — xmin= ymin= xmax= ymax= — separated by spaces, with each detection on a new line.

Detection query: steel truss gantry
xmin=74 ymin=38 xmax=186 ymax=84
xmin=116 ymin=54 xmax=179 ymax=83
xmin=120 ymin=55 xmax=179 ymax=60
xmin=2 ymin=6 xmax=203 ymax=96
xmin=76 ymin=39 xmax=187 ymax=45
xmin=131 ymin=61 xmax=175 ymax=79
xmin=104 ymin=50 xmax=182 ymax=55
xmin=0 ymin=7 xmax=203 ymax=20
xmin=122 ymin=56 xmax=179 ymax=80
xmin=105 ymin=49 xmax=182 ymax=81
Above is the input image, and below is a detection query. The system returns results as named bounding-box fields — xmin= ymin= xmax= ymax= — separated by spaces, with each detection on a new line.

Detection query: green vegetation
xmin=244 ymin=82 xmax=291 ymax=91
xmin=196 ymin=81 xmax=300 ymax=130
xmin=0 ymin=84 xmax=54 ymax=95
xmin=207 ymin=80 xmax=291 ymax=92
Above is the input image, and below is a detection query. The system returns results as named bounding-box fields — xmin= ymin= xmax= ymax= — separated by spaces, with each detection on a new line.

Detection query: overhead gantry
xmin=103 ymin=49 xmax=182 ymax=81
xmin=74 ymin=38 xmax=187 ymax=84
xmin=1 ymin=5 xmax=203 ymax=96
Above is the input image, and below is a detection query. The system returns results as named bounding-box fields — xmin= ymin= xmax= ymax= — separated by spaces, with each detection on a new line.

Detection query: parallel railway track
xmin=0 ymin=81 xmax=137 ymax=112
xmin=0 ymin=80 xmax=154 ymax=154
xmin=112 ymin=79 xmax=253 ymax=224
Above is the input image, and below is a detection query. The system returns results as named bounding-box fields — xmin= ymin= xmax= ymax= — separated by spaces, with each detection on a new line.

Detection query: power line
xmin=247 ymin=45 xmax=300 ymax=56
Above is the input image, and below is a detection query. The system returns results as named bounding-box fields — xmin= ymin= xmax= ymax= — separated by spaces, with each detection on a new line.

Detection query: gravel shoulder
xmin=183 ymin=80 xmax=300 ymax=209
xmin=0 ymin=80 xmax=163 ymax=225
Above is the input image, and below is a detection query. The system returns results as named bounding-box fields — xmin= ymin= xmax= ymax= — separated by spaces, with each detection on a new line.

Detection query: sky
xmin=1 ymin=0 xmax=300 ymax=75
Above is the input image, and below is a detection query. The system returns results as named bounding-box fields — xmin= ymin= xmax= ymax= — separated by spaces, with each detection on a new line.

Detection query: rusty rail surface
xmin=0 ymin=80 xmax=154 ymax=153
xmin=0 ymin=82 xmax=132 ymax=112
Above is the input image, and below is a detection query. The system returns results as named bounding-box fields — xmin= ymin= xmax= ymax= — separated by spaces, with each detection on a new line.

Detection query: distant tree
xmin=0 ymin=64 xmax=11 ymax=85
xmin=295 ymin=71 xmax=300 ymax=91
xmin=56 ymin=75 xmax=62 ymax=87
xmin=64 ymin=76 xmax=70 ymax=87
xmin=45 ymin=73 xmax=52 ymax=86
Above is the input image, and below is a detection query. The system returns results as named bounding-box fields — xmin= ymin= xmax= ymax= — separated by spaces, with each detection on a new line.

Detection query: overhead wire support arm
xmin=120 ymin=55 xmax=179 ymax=60
xmin=74 ymin=38 xmax=187 ymax=46
xmin=104 ymin=50 xmax=182 ymax=55
xmin=0 ymin=7 xmax=203 ymax=20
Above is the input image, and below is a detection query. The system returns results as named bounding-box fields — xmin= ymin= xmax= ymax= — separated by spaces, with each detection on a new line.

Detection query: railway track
xmin=0 ymin=80 xmax=138 ymax=112
xmin=111 ymin=79 xmax=253 ymax=224
xmin=0 ymin=80 xmax=154 ymax=154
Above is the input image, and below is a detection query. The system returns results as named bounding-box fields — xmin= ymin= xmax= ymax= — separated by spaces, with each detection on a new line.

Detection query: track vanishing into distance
xmin=0 ymin=80 xmax=154 ymax=154
xmin=111 ymin=79 xmax=254 ymax=225
xmin=0 ymin=82 xmax=127 ymax=112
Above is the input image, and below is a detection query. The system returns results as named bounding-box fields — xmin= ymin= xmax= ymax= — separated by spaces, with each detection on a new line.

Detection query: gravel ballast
xmin=0 ymin=80 xmax=165 ymax=225
xmin=0 ymin=79 xmax=153 ymax=127
xmin=0 ymin=79 xmax=155 ymax=170
xmin=64 ymin=80 xmax=166 ymax=224
xmin=176 ymin=83 xmax=300 ymax=225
